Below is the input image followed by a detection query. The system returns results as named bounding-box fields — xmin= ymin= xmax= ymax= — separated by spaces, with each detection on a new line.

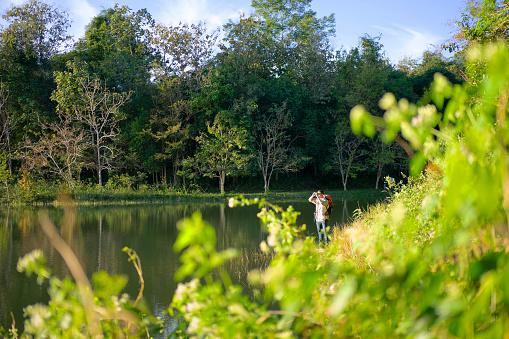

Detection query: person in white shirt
xmin=308 ymin=190 xmax=329 ymax=245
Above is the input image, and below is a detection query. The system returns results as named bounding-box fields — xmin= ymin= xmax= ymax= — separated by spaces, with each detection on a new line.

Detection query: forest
xmin=0 ymin=0 xmax=465 ymax=198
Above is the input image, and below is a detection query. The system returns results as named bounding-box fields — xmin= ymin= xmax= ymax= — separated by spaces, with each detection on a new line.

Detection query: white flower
xmin=411 ymin=115 xmax=423 ymax=127
xmin=60 ymin=313 xmax=72 ymax=330
xmin=267 ymin=234 xmax=276 ymax=247
xmin=26 ymin=304 xmax=50 ymax=329
xmin=189 ymin=278 xmax=200 ymax=291
xmin=260 ymin=241 xmax=269 ymax=252
xmin=186 ymin=301 xmax=201 ymax=313
xmin=174 ymin=283 xmax=187 ymax=301
xmin=187 ymin=317 xmax=200 ymax=334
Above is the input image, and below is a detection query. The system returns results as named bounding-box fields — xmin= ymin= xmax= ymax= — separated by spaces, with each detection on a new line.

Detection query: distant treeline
xmin=0 ymin=0 xmax=465 ymax=194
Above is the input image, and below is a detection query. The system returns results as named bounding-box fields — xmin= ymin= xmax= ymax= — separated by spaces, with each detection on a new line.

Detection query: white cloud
xmin=154 ymin=0 xmax=248 ymax=29
xmin=5 ymin=0 xmax=25 ymax=6
xmin=64 ymin=0 xmax=99 ymax=39
xmin=373 ymin=24 xmax=444 ymax=61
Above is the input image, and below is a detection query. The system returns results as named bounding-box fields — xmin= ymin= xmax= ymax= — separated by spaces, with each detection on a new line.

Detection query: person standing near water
xmin=309 ymin=190 xmax=329 ymax=245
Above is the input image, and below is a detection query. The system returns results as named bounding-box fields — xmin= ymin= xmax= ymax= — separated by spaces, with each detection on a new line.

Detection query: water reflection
xmin=0 ymin=198 xmax=377 ymax=330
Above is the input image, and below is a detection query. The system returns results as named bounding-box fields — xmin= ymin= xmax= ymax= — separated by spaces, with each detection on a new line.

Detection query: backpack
xmin=324 ymin=194 xmax=333 ymax=216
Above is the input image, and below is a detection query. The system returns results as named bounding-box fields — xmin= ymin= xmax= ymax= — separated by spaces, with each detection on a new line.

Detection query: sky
xmin=0 ymin=0 xmax=468 ymax=64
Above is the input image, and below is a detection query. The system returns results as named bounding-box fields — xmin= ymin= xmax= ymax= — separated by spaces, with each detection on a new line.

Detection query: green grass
xmin=1 ymin=182 xmax=386 ymax=206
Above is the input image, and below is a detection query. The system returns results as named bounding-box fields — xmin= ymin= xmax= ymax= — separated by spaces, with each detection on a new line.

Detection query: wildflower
xmin=187 ymin=317 xmax=200 ymax=334
xmin=267 ymin=234 xmax=276 ymax=247
xmin=186 ymin=301 xmax=201 ymax=313
xmin=189 ymin=278 xmax=200 ymax=291
xmin=174 ymin=283 xmax=187 ymax=301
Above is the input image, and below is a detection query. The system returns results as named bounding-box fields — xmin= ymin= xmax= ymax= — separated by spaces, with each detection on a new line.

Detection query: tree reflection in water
xmin=0 ymin=198 xmax=377 ymax=330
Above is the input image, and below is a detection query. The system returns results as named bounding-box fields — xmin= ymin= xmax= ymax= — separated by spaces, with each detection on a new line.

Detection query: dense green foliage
xmin=3 ymin=39 xmax=509 ymax=338
xmin=4 ymin=0 xmax=509 ymax=338
xmin=0 ymin=0 xmax=466 ymax=198
xmin=165 ymin=41 xmax=509 ymax=337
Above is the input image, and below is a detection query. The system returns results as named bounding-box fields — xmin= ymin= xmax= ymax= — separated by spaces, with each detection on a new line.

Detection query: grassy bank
xmin=0 ymin=183 xmax=386 ymax=206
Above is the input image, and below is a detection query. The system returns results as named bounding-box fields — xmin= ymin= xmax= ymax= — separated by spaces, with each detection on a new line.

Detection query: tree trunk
xmin=341 ymin=171 xmax=348 ymax=191
xmin=219 ymin=171 xmax=225 ymax=193
xmin=375 ymin=165 xmax=383 ymax=190
xmin=342 ymin=162 xmax=354 ymax=191
xmin=96 ymin=142 xmax=102 ymax=186
xmin=68 ymin=165 xmax=73 ymax=188
xmin=173 ymin=165 xmax=178 ymax=187
xmin=263 ymin=172 xmax=271 ymax=194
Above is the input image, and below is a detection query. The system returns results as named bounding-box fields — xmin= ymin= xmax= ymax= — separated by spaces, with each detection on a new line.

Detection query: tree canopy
xmin=0 ymin=0 xmax=471 ymax=193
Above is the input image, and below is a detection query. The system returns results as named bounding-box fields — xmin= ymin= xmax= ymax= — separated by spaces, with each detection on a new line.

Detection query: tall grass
xmin=327 ymin=172 xmax=443 ymax=267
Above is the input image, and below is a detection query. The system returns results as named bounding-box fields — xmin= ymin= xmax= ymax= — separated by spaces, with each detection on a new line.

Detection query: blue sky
xmin=1 ymin=0 xmax=467 ymax=64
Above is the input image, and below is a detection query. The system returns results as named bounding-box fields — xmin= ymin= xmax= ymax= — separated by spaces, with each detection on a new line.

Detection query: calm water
xmin=0 ymin=198 xmax=376 ymax=331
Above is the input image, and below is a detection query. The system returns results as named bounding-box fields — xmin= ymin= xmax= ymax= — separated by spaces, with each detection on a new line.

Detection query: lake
xmin=0 ymin=198 xmax=377 ymax=332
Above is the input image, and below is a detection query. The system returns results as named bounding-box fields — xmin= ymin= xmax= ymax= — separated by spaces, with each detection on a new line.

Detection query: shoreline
xmin=0 ymin=189 xmax=387 ymax=207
